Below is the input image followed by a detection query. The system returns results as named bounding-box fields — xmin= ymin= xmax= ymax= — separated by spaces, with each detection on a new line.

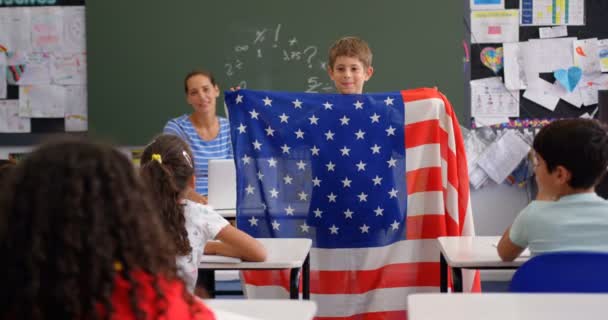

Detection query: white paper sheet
xmin=0 ymin=53 xmax=6 ymax=99
xmin=474 ymin=116 xmax=510 ymax=127
xmin=51 ymin=52 xmax=87 ymax=85
xmin=471 ymin=0 xmax=504 ymax=11
xmin=524 ymin=38 xmax=575 ymax=90
xmin=11 ymin=52 xmax=52 ymax=85
xmin=579 ymin=74 xmax=608 ymax=106
xmin=30 ymin=7 xmax=63 ymax=52
xmin=62 ymin=7 xmax=86 ymax=52
xmin=520 ymin=0 xmax=585 ymax=26
xmin=19 ymin=85 xmax=66 ymax=118
xmin=64 ymin=85 xmax=87 ymax=132
xmin=599 ymin=39 xmax=608 ymax=73
xmin=470 ymin=77 xmax=520 ymax=117
xmin=539 ymin=25 xmax=568 ymax=38
xmin=523 ymin=78 xmax=560 ymax=111
xmin=471 ymin=10 xmax=519 ymax=44
xmin=573 ymin=38 xmax=601 ymax=75
xmin=550 ymin=80 xmax=583 ymax=108
xmin=477 ymin=130 xmax=531 ymax=184
xmin=0 ymin=7 xmax=32 ymax=52
xmin=504 ymin=42 xmax=528 ymax=90
xmin=0 ymin=100 xmax=31 ymax=133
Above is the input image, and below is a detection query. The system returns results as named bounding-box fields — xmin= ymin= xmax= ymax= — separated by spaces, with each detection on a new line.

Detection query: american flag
xmin=225 ymin=88 xmax=479 ymax=319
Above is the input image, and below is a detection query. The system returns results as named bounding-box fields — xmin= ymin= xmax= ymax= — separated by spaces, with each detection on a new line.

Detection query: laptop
xmin=207 ymin=159 xmax=237 ymax=211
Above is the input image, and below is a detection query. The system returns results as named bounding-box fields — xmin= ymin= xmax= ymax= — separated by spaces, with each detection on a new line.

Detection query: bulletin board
xmin=466 ymin=0 xmax=608 ymax=126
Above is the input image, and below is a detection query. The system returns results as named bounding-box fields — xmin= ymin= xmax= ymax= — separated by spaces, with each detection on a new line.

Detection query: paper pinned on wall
xmin=524 ymin=38 xmax=575 ymax=90
xmin=579 ymin=73 xmax=608 ymax=106
xmin=599 ymin=39 xmax=608 ymax=73
xmin=64 ymin=85 xmax=87 ymax=132
xmin=520 ymin=0 xmax=585 ymax=26
xmin=550 ymin=79 xmax=583 ymax=108
xmin=470 ymin=10 xmax=519 ymax=44
xmin=51 ymin=52 xmax=87 ymax=85
xmin=62 ymin=6 xmax=86 ymax=52
xmin=30 ymin=7 xmax=63 ymax=52
xmin=503 ymin=42 xmax=528 ymax=90
xmin=573 ymin=38 xmax=602 ymax=75
xmin=474 ymin=116 xmax=509 ymax=127
xmin=0 ymin=7 xmax=32 ymax=52
xmin=0 ymin=53 xmax=6 ymax=99
xmin=9 ymin=52 xmax=52 ymax=85
xmin=477 ymin=130 xmax=531 ymax=184
xmin=470 ymin=77 xmax=520 ymax=118
xmin=19 ymin=85 xmax=66 ymax=118
xmin=539 ymin=25 xmax=568 ymax=39
xmin=0 ymin=100 xmax=31 ymax=133
xmin=470 ymin=0 xmax=504 ymax=11
xmin=522 ymin=78 xmax=560 ymax=111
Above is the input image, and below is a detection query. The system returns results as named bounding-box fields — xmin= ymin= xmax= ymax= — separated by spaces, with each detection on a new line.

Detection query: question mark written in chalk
xmin=303 ymin=46 xmax=317 ymax=68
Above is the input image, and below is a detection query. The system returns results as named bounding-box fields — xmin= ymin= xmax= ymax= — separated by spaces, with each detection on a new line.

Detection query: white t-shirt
xmin=176 ymin=200 xmax=230 ymax=292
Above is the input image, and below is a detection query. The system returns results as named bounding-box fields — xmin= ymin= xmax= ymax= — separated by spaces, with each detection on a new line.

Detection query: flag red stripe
xmin=315 ymin=310 xmax=407 ymax=320
xmin=404 ymin=120 xmax=441 ymax=148
xmin=406 ymin=213 xmax=458 ymax=240
xmin=243 ymin=262 xmax=441 ymax=294
xmin=406 ymin=167 xmax=443 ymax=194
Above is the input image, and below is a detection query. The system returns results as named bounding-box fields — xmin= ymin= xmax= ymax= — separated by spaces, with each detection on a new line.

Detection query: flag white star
xmin=252 ymin=140 xmax=262 ymax=150
xmin=327 ymin=193 xmax=337 ymax=202
xmin=355 ymin=130 xmax=366 ymax=140
xmin=344 ymin=209 xmax=354 ymax=219
xmin=353 ymin=100 xmax=364 ymax=109
xmin=309 ymin=115 xmax=319 ymax=125
xmin=325 ymin=130 xmax=335 ymax=140
xmin=389 ymin=188 xmax=398 ymax=198
xmin=323 ymin=101 xmax=333 ymax=110
xmin=285 ymin=205 xmax=295 ymax=215
xmin=386 ymin=126 xmax=396 ymax=136
xmin=313 ymin=208 xmax=323 ymax=218
xmin=269 ymin=188 xmax=279 ymax=198
xmin=357 ymin=192 xmax=368 ymax=202
xmin=326 ymin=161 xmax=336 ymax=171
xmin=272 ymin=220 xmax=280 ymax=230
xmin=387 ymin=157 xmax=397 ymax=168
xmin=235 ymin=94 xmax=244 ymax=104
xmin=241 ymin=154 xmax=251 ymax=164
xmin=360 ymin=224 xmax=370 ymax=233
xmin=370 ymin=144 xmax=381 ymax=154
xmin=283 ymin=175 xmax=293 ymax=184
xmin=384 ymin=96 xmax=394 ymax=106
xmin=370 ymin=113 xmax=380 ymax=123
xmin=295 ymin=129 xmax=305 ymax=139
xmin=372 ymin=175 xmax=383 ymax=186
xmin=249 ymin=109 xmax=259 ymax=119
xmin=374 ymin=206 xmax=384 ymax=216
xmin=279 ymin=113 xmax=289 ymax=123
xmin=356 ymin=161 xmax=367 ymax=171
xmin=265 ymin=126 xmax=275 ymax=136
xmin=296 ymin=160 xmax=306 ymax=170
xmin=245 ymin=184 xmax=255 ymax=195
xmin=310 ymin=145 xmax=320 ymax=156
xmin=237 ymin=123 xmax=247 ymax=134
xmin=263 ymin=96 xmax=272 ymax=106
xmin=267 ymin=157 xmax=277 ymax=167
xmin=298 ymin=191 xmax=308 ymax=201
xmin=249 ymin=216 xmax=258 ymax=226
xmin=312 ymin=177 xmax=322 ymax=187
xmin=329 ymin=224 xmax=339 ymax=234
xmin=391 ymin=220 xmax=400 ymax=230
xmin=300 ymin=223 xmax=310 ymax=233
xmin=341 ymin=177 xmax=352 ymax=188
xmin=281 ymin=144 xmax=291 ymax=154
xmin=340 ymin=146 xmax=351 ymax=156
xmin=339 ymin=116 xmax=350 ymax=126
xmin=292 ymin=99 xmax=303 ymax=108
xmin=257 ymin=171 xmax=264 ymax=180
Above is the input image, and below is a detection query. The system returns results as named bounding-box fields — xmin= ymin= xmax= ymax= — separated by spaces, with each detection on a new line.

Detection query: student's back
xmin=0 ymin=138 xmax=214 ymax=320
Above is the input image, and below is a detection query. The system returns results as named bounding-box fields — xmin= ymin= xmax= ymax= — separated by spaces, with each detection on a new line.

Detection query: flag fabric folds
xmin=225 ymin=88 xmax=479 ymax=320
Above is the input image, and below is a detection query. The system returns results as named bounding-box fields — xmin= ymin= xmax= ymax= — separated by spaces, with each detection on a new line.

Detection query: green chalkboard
xmin=87 ymin=0 xmax=464 ymax=145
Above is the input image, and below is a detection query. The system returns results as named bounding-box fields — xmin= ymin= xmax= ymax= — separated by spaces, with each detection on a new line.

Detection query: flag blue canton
xmin=226 ymin=90 xmax=407 ymax=249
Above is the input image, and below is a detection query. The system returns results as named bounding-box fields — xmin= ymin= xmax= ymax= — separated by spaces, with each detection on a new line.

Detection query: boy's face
xmin=328 ymin=56 xmax=373 ymax=94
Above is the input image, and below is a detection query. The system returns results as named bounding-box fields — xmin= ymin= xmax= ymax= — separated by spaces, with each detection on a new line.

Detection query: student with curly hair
xmin=0 ymin=138 xmax=214 ymax=320
xmin=140 ymin=134 xmax=266 ymax=293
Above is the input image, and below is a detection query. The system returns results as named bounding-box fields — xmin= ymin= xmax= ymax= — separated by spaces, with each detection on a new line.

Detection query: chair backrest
xmin=510 ymin=251 xmax=608 ymax=293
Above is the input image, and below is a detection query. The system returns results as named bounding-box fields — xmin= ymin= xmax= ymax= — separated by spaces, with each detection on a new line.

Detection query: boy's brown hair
xmin=328 ymin=36 xmax=373 ymax=69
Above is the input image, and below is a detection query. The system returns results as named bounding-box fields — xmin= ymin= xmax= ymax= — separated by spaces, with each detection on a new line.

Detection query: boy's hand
xmin=229 ymin=86 xmax=241 ymax=92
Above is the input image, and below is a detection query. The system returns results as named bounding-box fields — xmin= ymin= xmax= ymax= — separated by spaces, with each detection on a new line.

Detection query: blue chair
xmin=509 ymin=251 xmax=608 ymax=293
